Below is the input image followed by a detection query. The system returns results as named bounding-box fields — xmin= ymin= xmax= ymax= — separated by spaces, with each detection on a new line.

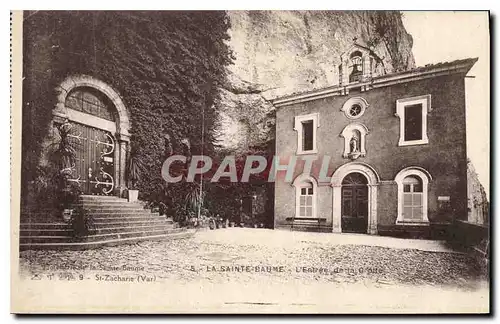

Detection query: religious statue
xmin=349 ymin=136 xmax=359 ymax=154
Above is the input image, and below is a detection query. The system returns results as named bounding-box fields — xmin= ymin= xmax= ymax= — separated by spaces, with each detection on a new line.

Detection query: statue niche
xmin=340 ymin=123 xmax=369 ymax=160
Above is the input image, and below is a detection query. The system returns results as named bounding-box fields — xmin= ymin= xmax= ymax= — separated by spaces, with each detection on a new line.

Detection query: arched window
xmin=292 ymin=175 xmax=318 ymax=219
xmin=395 ymin=167 xmax=431 ymax=224
xmin=299 ymin=181 xmax=314 ymax=218
xmin=65 ymin=87 xmax=116 ymax=121
xmin=349 ymin=51 xmax=363 ymax=83
xmin=402 ymin=176 xmax=423 ymax=220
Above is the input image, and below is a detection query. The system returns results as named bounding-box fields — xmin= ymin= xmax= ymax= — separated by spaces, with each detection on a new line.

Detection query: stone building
xmin=272 ymin=42 xmax=477 ymax=237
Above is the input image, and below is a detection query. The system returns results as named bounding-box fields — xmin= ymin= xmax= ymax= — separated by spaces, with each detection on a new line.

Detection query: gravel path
xmin=19 ymin=228 xmax=487 ymax=290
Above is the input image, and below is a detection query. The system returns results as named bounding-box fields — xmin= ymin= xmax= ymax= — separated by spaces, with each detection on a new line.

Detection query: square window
xmin=404 ymin=104 xmax=423 ymax=141
xmin=308 ymin=188 xmax=313 ymax=195
xmin=300 ymin=196 xmax=306 ymax=205
xmin=305 ymin=196 xmax=312 ymax=206
xmin=295 ymin=113 xmax=319 ymax=155
xmin=397 ymin=95 xmax=430 ymax=146
xmin=302 ymin=120 xmax=314 ymax=151
xmin=300 ymin=207 xmax=306 ymax=217
xmin=301 ymin=188 xmax=307 ymax=195
xmin=403 ymin=184 xmax=411 ymax=192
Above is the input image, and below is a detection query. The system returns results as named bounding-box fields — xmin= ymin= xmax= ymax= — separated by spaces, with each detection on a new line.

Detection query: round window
xmin=348 ymin=104 xmax=363 ymax=118
xmin=341 ymin=97 xmax=369 ymax=119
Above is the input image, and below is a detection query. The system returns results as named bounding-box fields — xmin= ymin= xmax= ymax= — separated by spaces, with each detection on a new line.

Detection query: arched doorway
xmin=64 ymin=88 xmax=117 ymax=195
xmin=53 ymin=75 xmax=131 ymax=196
xmin=341 ymin=172 xmax=368 ymax=233
xmin=330 ymin=162 xmax=379 ymax=234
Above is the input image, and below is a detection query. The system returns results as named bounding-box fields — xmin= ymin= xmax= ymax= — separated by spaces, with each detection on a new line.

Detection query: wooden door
xmin=341 ymin=173 xmax=368 ymax=233
xmin=67 ymin=122 xmax=115 ymax=195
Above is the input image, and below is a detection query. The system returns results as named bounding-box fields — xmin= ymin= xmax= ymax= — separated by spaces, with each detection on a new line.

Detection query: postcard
xmin=11 ymin=10 xmax=490 ymax=313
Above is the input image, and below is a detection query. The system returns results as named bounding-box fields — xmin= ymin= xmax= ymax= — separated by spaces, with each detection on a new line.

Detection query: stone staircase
xmin=19 ymin=195 xmax=194 ymax=250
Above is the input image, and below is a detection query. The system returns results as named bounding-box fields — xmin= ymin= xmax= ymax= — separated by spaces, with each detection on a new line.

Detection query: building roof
xmin=373 ymin=57 xmax=478 ymax=82
xmin=271 ymin=57 xmax=478 ymax=108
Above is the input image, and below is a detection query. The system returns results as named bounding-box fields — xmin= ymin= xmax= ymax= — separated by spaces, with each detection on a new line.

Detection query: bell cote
xmin=338 ymin=41 xmax=384 ymax=87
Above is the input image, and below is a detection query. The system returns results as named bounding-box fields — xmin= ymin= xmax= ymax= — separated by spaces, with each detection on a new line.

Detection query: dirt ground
xmin=18 ymin=228 xmax=490 ymax=313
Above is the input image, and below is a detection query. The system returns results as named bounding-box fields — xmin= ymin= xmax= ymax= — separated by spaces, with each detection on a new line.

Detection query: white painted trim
xmin=395 ymin=94 xmax=431 ymax=146
xmin=66 ymin=108 xmax=117 ymax=133
xmin=330 ymin=162 xmax=379 ymax=234
xmin=294 ymin=113 xmax=319 ymax=155
xmin=292 ymin=174 xmax=318 ymax=219
xmin=394 ymin=167 xmax=432 ymax=224
xmin=340 ymin=123 xmax=369 ymax=158
xmin=340 ymin=97 xmax=369 ymax=119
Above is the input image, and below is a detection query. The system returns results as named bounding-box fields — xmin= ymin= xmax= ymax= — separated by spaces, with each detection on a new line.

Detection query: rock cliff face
xmin=467 ymin=160 xmax=489 ymax=225
xmin=218 ymin=10 xmax=415 ymax=151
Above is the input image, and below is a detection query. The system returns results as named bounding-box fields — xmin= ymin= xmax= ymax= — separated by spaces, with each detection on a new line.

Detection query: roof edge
xmin=272 ymin=58 xmax=478 ymax=108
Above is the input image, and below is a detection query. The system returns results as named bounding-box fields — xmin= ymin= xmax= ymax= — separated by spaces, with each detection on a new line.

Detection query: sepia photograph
xmin=10 ymin=10 xmax=490 ymax=313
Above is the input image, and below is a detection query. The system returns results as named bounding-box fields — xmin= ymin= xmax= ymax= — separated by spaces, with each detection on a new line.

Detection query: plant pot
xmin=128 ymin=189 xmax=139 ymax=202
xmin=229 ymin=222 xmax=235 ymax=227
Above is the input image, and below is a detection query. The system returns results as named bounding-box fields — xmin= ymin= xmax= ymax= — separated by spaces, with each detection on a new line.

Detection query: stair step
xmin=90 ymin=228 xmax=184 ymax=241
xmin=76 ymin=206 xmax=147 ymax=213
xmin=20 ymin=223 xmax=175 ymax=237
xmin=20 ymin=236 xmax=72 ymax=244
xmin=93 ymin=224 xmax=175 ymax=234
xmin=79 ymin=195 xmax=127 ymax=199
xmin=20 ymin=228 xmax=186 ymax=244
xmin=20 ymin=228 xmax=72 ymax=236
xmin=79 ymin=200 xmax=131 ymax=204
xmin=20 ymin=223 xmax=69 ymax=230
xmin=92 ymin=215 xmax=168 ymax=221
xmin=19 ymin=229 xmax=196 ymax=250
xmin=76 ymin=201 xmax=143 ymax=206
xmin=87 ymin=211 xmax=159 ymax=216
xmin=92 ymin=220 xmax=171 ymax=226
xmin=92 ymin=220 xmax=170 ymax=228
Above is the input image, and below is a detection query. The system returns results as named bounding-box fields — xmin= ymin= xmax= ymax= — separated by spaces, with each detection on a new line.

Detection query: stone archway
xmin=330 ymin=162 xmax=380 ymax=234
xmin=52 ymin=75 xmax=131 ymax=196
